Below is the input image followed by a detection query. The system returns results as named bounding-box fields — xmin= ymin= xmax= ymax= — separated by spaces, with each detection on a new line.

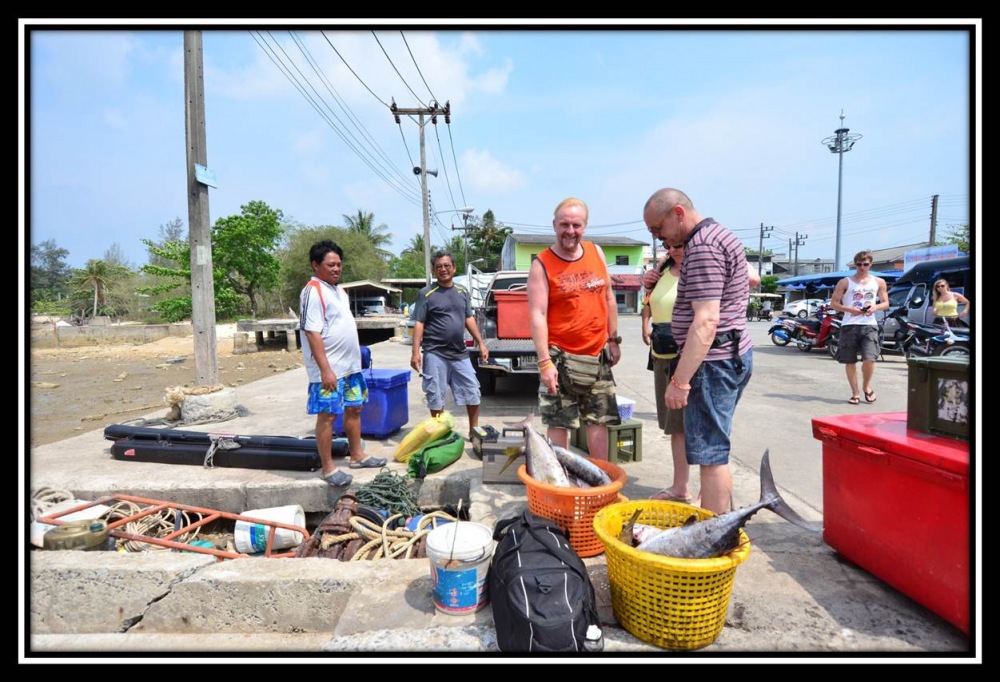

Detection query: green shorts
xmin=538 ymin=347 xmax=620 ymax=430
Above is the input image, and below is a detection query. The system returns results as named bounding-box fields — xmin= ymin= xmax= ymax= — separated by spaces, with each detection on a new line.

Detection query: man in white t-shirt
xmin=299 ymin=240 xmax=386 ymax=487
xmin=829 ymin=249 xmax=889 ymax=405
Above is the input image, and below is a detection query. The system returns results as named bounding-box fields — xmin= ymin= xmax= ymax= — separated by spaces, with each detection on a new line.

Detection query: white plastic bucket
xmin=425 ymin=522 xmax=495 ymax=615
xmin=234 ymin=505 xmax=306 ymax=554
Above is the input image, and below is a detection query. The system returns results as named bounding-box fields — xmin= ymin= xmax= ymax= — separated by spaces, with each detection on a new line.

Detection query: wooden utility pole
xmin=183 ymin=31 xmax=218 ymax=385
xmin=929 ymin=194 xmax=939 ymax=245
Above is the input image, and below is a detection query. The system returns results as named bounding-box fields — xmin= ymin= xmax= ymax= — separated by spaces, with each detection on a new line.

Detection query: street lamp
xmin=822 ymin=112 xmax=862 ymax=270
xmin=433 ymin=206 xmax=476 ymax=276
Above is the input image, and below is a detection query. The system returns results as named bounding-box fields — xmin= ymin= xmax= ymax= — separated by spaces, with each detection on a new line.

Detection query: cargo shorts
xmin=538 ymin=346 xmax=620 ymax=430
xmin=836 ymin=324 xmax=880 ymax=364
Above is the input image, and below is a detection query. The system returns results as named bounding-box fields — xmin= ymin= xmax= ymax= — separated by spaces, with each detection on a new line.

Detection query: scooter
xmin=768 ymin=316 xmax=800 ymax=346
xmin=884 ymin=307 xmax=971 ymax=359
xmin=771 ymin=309 xmax=840 ymax=352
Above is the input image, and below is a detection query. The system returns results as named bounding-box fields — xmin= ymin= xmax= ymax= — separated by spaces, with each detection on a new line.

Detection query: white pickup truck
xmin=469 ymin=271 xmax=539 ymax=395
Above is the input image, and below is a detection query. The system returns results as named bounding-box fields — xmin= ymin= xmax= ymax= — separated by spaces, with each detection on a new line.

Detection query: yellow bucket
xmin=593 ymin=500 xmax=751 ymax=651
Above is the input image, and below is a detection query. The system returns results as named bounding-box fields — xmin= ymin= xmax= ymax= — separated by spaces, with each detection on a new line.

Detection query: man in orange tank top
xmin=527 ymin=197 xmax=622 ymax=460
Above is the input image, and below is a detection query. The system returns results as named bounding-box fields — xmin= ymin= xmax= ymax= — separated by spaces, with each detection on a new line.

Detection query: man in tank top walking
xmin=829 ymin=250 xmax=889 ymax=406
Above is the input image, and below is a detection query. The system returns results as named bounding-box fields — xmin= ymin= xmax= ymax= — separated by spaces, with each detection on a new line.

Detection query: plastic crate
xmin=574 ymin=419 xmax=643 ymax=463
xmin=593 ymin=500 xmax=751 ymax=651
xmin=334 ymin=368 xmax=410 ymax=439
xmin=517 ymin=458 xmax=626 ymax=558
xmin=494 ymin=290 xmax=531 ymax=339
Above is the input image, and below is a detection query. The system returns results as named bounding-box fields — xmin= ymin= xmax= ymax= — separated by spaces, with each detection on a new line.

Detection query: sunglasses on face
xmin=666 ymin=243 xmax=684 ymax=250
xmin=856 ymin=262 xmax=872 ymax=268
xmin=936 ymin=284 xmax=948 ymax=289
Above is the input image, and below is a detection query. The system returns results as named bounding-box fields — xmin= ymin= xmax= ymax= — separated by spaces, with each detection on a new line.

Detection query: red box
xmin=812 ymin=412 xmax=970 ymax=634
xmin=494 ymin=290 xmax=532 ymax=339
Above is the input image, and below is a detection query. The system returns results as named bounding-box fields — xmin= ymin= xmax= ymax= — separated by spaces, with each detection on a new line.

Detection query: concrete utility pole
xmin=391 ymin=101 xmax=450 ymax=285
xmin=757 ymin=222 xmax=774 ymax=281
xmin=822 ymin=111 xmax=862 ymax=270
xmin=929 ymin=194 xmax=939 ymax=245
xmin=183 ymin=30 xmax=218 ymax=385
xmin=794 ymin=232 xmax=808 ymax=276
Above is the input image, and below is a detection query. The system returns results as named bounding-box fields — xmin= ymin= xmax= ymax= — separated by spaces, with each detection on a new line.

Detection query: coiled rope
xmin=320 ymin=509 xmax=460 ymax=561
xmin=354 ymin=470 xmax=422 ymax=518
xmin=103 ymin=500 xmax=203 ymax=552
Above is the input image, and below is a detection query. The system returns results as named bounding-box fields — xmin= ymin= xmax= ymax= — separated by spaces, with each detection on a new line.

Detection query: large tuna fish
xmin=507 ymin=415 xmax=572 ymax=488
xmin=635 ymin=450 xmax=822 ymax=559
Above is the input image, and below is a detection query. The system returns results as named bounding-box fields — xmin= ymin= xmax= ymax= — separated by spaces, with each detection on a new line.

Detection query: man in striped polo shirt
xmin=644 ymin=188 xmax=754 ymax=515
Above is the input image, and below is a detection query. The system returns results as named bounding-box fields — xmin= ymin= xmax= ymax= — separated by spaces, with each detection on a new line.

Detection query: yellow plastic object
xmin=393 ymin=412 xmax=456 ymax=463
xmin=517 ymin=458 xmax=626 ymax=558
xmin=592 ymin=500 xmax=751 ymax=651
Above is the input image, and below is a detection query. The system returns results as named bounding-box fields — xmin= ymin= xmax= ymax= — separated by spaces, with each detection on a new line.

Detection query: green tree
xmin=760 ymin=275 xmax=779 ymax=294
xmin=343 ymin=209 xmax=392 ymax=261
xmin=139 ymin=236 xmax=241 ymax=323
xmin=212 ymin=200 xmax=286 ymax=318
xmin=148 ymin=217 xmax=186 ymax=267
xmin=467 ymin=210 xmax=511 ymax=271
xmin=279 ymin=225 xmax=389 ymax=308
xmin=70 ymin=259 xmax=132 ymax=318
xmin=30 ymin=239 xmax=72 ymax=305
xmin=941 ymin=224 xmax=969 ymax=254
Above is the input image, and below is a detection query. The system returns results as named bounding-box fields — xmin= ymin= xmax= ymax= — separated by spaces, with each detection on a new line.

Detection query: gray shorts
xmin=421 ymin=351 xmax=481 ymax=410
xmin=837 ymin=324 xmax=880 ymax=363
xmin=652 ymin=356 xmax=685 ymax=435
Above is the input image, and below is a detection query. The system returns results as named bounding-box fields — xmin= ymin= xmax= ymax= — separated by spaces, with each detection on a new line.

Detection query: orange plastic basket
xmin=517 ymin=458 xmax=626 ymax=557
xmin=593 ymin=500 xmax=751 ymax=650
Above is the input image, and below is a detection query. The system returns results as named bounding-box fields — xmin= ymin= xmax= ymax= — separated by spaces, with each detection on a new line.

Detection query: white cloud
xmin=461 ymin=149 xmax=525 ymax=192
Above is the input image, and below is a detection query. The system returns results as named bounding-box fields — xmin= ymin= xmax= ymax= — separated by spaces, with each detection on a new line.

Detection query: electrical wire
xmin=372 ymin=31 xmax=427 ymax=107
xmin=401 ymin=31 xmax=438 ymax=105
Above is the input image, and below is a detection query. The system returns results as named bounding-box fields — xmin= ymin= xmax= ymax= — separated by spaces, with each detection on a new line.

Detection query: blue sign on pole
xmin=194 ymin=163 xmax=218 ymax=188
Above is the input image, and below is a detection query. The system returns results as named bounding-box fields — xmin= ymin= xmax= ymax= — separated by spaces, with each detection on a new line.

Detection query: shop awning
xmin=611 ymin=274 xmax=643 ymax=291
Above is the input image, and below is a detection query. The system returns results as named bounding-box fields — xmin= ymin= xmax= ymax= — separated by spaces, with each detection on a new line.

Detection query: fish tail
xmin=759 ymin=450 xmax=824 ymax=532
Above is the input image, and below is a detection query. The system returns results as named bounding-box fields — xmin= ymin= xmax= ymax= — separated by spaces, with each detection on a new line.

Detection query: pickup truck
xmin=469 ymin=271 xmax=538 ymax=395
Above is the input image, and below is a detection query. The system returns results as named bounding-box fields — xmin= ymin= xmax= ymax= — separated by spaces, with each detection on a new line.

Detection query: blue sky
xmin=21 ymin=20 xmax=978 ymax=272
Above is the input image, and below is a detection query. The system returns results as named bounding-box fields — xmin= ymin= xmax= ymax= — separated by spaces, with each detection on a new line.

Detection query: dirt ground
xmin=27 ymin=325 xmax=303 ymax=448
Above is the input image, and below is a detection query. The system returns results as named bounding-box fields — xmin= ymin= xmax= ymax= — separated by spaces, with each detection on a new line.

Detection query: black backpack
xmin=488 ymin=510 xmax=604 ymax=652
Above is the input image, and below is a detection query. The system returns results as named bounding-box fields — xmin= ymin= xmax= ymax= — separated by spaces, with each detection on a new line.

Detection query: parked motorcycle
xmin=771 ymin=309 xmax=841 ymax=352
xmin=884 ymin=307 xmax=971 ymax=359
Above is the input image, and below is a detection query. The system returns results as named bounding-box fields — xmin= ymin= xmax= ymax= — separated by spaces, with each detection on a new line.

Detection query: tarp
xmin=610 ymin=274 xmax=643 ymax=291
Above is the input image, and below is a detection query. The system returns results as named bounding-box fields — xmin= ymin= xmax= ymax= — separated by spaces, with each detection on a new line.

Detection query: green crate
xmin=574 ymin=418 xmax=643 ymax=463
xmin=906 ymin=356 xmax=970 ymax=441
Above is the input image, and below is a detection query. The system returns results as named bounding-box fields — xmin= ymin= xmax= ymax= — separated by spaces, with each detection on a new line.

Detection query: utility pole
xmin=822 ymin=111 xmax=862 ymax=270
xmin=391 ymin=101 xmax=449 ymax=285
xmin=757 ymin=222 xmax=774 ymax=281
xmin=451 ymin=210 xmax=475 ymax=273
xmin=929 ymin=194 xmax=939 ymax=245
xmin=183 ymin=30 xmax=218 ymax=385
xmin=794 ymin=232 xmax=808 ymax=276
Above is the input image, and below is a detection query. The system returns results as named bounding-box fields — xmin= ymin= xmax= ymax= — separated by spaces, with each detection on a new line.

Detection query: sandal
xmin=651 ymin=490 xmax=692 ymax=504
xmin=349 ymin=456 xmax=387 ymax=469
xmin=321 ymin=469 xmax=353 ymax=487
xmin=847 ymin=396 xmax=861 ymax=405
xmin=864 ymin=390 xmax=877 ymax=403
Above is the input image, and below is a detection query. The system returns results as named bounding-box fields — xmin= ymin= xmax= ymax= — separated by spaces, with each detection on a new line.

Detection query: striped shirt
xmin=672 ymin=218 xmax=752 ymax=361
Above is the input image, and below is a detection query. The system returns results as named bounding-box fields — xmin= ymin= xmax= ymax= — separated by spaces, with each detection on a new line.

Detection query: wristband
xmin=671 ymin=376 xmax=691 ymax=390
xmin=538 ymin=358 xmax=554 ymax=371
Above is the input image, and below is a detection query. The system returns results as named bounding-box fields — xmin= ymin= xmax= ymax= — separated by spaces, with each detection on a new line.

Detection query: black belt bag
xmin=712 ymin=329 xmax=744 ymax=372
xmin=650 ymin=323 xmax=678 ymax=356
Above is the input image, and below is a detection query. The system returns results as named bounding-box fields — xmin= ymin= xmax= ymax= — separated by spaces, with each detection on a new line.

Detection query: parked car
xmin=783 ymin=298 xmax=825 ymax=318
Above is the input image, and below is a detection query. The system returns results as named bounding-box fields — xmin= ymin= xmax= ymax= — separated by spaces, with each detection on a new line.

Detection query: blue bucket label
xmin=431 ymin=564 xmax=487 ymax=613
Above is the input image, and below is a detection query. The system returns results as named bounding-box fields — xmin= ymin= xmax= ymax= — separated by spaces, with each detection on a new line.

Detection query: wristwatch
xmin=608 ymin=334 xmax=622 ymax=344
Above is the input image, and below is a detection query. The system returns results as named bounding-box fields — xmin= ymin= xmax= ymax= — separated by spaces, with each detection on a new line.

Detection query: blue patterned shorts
xmin=306 ymin=372 xmax=369 ymax=415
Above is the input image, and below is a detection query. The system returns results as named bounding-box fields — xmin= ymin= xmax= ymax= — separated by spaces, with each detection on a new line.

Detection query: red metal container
xmin=494 ymin=290 xmax=532 ymax=339
xmin=812 ymin=411 xmax=970 ymax=634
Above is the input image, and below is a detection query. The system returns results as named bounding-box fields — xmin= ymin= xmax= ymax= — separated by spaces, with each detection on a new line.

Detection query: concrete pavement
xmin=24 ymin=317 xmax=978 ymax=661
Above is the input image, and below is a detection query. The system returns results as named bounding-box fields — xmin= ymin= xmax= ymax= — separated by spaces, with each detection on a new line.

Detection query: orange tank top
xmin=536 ymin=241 xmax=609 ymax=356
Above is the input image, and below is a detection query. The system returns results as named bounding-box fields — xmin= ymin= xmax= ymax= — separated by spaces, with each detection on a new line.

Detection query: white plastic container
xmin=425 ymin=522 xmax=495 ymax=615
xmin=234 ymin=505 xmax=306 ymax=554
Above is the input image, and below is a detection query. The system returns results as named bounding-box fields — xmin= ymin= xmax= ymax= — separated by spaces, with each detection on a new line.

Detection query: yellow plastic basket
xmin=593 ymin=500 xmax=751 ymax=651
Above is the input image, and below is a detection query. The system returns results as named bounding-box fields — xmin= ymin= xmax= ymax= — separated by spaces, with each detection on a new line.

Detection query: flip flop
xmin=847 ymin=396 xmax=861 ymax=405
xmin=349 ymin=456 xmax=387 ymax=469
xmin=864 ymin=390 xmax=877 ymax=403
xmin=651 ymin=490 xmax=692 ymax=504
xmin=321 ymin=469 xmax=353 ymax=487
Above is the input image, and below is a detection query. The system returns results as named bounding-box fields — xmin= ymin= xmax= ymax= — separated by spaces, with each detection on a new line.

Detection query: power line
xmin=401 ymin=31 xmax=438 ymax=104
xmin=372 ymin=31 xmax=426 ymax=107
xmin=321 ymin=31 xmax=388 ymax=107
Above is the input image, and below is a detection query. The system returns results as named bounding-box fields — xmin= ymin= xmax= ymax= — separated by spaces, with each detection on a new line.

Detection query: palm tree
xmin=343 ymin=210 xmax=392 ymax=260
xmin=71 ymin=259 xmax=130 ymax=318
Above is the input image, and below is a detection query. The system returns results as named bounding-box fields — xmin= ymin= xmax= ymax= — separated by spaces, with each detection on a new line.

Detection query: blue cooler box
xmin=334 ymin=368 xmax=411 ymax=439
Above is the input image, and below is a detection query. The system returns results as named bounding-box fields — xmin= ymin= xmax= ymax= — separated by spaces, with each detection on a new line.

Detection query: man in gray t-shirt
xmin=411 ymin=251 xmax=489 ymax=436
